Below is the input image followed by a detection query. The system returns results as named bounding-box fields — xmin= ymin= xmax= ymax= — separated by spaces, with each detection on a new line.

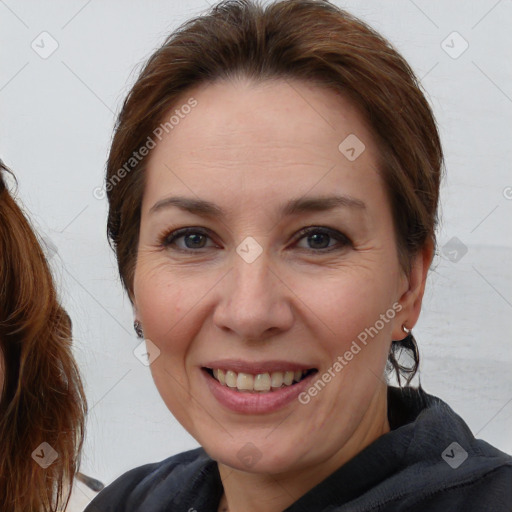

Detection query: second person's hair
xmin=0 ymin=160 xmax=87 ymax=512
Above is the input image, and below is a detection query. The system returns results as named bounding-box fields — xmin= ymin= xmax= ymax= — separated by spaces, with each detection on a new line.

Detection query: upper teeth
xmin=212 ymin=369 xmax=305 ymax=392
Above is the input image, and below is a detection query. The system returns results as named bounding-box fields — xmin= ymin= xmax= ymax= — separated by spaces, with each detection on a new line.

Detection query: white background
xmin=1 ymin=0 xmax=511 ymax=509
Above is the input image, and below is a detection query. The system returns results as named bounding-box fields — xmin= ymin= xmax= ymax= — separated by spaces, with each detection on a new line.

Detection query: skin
xmin=133 ymin=77 xmax=432 ymax=512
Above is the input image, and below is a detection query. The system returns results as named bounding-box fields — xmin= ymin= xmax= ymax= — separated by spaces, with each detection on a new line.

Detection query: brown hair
xmin=0 ymin=160 xmax=87 ymax=511
xmin=104 ymin=0 xmax=443 ymax=386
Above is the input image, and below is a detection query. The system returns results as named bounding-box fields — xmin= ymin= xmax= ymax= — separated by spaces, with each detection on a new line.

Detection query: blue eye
xmin=161 ymin=228 xmax=213 ymax=250
xmin=160 ymin=226 xmax=351 ymax=253
xmin=294 ymin=226 xmax=352 ymax=252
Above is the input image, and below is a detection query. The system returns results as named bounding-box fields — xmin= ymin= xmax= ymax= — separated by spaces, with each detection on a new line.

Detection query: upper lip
xmin=202 ymin=359 xmax=317 ymax=374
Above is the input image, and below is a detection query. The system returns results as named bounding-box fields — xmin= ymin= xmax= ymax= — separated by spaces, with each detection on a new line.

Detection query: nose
xmin=212 ymin=250 xmax=294 ymax=342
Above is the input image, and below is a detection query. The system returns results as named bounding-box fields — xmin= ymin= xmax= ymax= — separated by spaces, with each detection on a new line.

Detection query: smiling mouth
xmin=203 ymin=367 xmax=318 ymax=393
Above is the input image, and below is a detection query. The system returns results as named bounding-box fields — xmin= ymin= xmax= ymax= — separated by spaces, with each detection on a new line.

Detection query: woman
xmin=85 ymin=0 xmax=512 ymax=510
xmin=0 ymin=160 xmax=89 ymax=511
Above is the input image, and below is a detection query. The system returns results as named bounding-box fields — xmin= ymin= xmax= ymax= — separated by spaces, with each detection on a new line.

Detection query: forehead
xmin=143 ymin=77 xmax=385 ymax=214
xmin=152 ymin=77 xmax=378 ymax=160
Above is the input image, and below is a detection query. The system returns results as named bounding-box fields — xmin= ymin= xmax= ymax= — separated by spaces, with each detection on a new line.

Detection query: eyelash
xmin=158 ymin=226 xmax=352 ymax=254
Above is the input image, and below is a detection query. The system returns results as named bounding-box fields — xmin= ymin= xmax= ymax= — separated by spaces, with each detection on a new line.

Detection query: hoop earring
xmin=400 ymin=324 xmax=413 ymax=343
xmin=134 ymin=320 xmax=144 ymax=339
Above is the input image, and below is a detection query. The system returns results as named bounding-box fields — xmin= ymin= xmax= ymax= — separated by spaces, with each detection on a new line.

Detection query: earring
xmin=402 ymin=324 xmax=411 ymax=335
xmin=134 ymin=320 xmax=144 ymax=339
xmin=401 ymin=324 xmax=413 ymax=342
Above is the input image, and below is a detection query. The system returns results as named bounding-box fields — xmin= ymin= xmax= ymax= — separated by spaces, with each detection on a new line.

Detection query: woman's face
xmin=133 ymin=78 xmax=418 ymax=474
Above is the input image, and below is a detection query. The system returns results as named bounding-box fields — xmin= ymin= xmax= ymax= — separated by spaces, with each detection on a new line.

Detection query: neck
xmin=217 ymin=384 xmax=390 ymax=512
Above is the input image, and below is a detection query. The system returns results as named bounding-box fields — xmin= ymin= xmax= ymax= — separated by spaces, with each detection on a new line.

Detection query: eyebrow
xmin=149 ymin=194 xmax=366 ymax=218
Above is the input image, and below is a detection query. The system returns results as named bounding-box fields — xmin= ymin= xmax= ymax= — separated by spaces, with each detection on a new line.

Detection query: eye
xmin=293 ymin=226 xmax=352 ymax=252
xmin=160 ymin=227 xmax=216 ymax=252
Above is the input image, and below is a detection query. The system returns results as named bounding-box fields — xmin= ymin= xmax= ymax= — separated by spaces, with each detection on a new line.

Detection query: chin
xmin=204 ymin=438 xmax=308 ymax=475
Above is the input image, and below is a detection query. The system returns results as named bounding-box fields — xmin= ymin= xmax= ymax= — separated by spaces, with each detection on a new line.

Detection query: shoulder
xmin=382 ymin=386 xmax=512 ymax=510
xmin=404 ymin=457 xmax=512 ymax=511
xmin=83 ymin=447 xmax=210 ymax=512
xmin=423 ymin=390 xmax=512 ymax=502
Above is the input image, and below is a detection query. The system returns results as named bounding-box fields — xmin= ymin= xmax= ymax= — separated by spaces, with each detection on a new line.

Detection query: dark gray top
xmin=84 ymin=385 xmax=512 ymax=511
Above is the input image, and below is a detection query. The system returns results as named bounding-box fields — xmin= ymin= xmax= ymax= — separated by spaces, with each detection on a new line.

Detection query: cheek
xmin=134 ymin=265 xmax=187 ymax=345
xmin=134 ymin=263 xmax=222 ymax=362
xmin=295 ymin=266 xmax=396 ymax=343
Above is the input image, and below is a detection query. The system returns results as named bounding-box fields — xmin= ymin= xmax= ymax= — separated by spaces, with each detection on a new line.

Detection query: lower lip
xmin=202 ymin=368 xmax=317 ymax=414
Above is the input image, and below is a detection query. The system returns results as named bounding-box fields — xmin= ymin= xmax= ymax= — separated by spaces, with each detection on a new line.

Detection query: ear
xmin=129 ymin=279 xmax=137 ymax=312
xmin=392 ymin=239 xmax=434 ymax=340
xmin=131 ymin=287 xmax=139 ymax=319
